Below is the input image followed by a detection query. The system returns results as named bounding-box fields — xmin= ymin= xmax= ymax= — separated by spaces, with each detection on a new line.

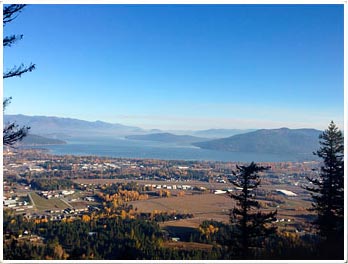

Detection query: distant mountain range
xmin=4 ymin=114 xmax=144 ymax=139
xmin=126 ymin=133 xmax=208 ymax=144
xmin=4 ymin=114 xmax=251 ymax=139
xmin=193 ymin=128 xmax=322 ymax=154
xmin=165 ymin=129 xmax=255 ymax=138
xmin=4 ymin=115 xmax=323 ymax=155
xmin=190 ymin=128 xmax=256 ymax=138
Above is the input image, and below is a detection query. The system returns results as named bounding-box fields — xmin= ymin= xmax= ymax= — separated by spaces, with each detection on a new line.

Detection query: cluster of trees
xmin=155 ymin=189 xmax=171 ymax=197
xmin=193 ymin=220 xmax=319 ymax=259
xmin=141 ymin=210 xmax=194 ymax=222
xmin=4 ymin=209 xmax=218 ymax=260
xmin=97 ymin=189 xmax=149 ymax=207
xmin=4 ymin=211 xmax=163 ymax=259
xmin=96 ymin=182 xmax=149 ymax=210
xmin=101 ymin=181 xmax=141 ymax=193
xmin=30 ymin=178 xmax=76 ymax=191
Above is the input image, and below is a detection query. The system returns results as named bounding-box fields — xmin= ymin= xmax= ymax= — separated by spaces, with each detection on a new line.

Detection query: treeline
xmin=194 ymin=220 xmax=319 ymax=259
xmin=30 ymin=178 xmax=76 ymax=191
xmin=139 ymin=211 xmax=194 ymax=223
xmin=1 ymin=210 xmax=325 ymax=260
xmin=4 ymin=209 xmax=217 ymax=260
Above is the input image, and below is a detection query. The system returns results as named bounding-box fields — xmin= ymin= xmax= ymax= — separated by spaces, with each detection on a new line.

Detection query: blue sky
xmin=3 ymin=4 xmax=344 ymax=130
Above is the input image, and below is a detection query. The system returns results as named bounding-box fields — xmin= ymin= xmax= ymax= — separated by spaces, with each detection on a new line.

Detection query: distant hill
xmin=192 ymin=128 xmax=256 ymax=138
xmin=4 ymin=115 xmax=145 ymax=139
xmin=193 ymin=128 xmax=322 ymax=154
xmin=126 ymin=133 xmax=208 ymax=144
xmin=20 ymin=134 xmax=66 ymax=145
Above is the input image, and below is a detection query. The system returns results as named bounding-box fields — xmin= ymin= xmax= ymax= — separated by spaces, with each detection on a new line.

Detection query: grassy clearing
xmin=162 ymin=241 xmax=214 ymax=251
xmin=29 ymin=192 xmax=68 ymax=211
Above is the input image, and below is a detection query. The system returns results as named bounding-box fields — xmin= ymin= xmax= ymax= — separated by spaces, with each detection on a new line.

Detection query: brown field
xmin=130 ymin=193 xmax=233 ymax=225
xmin=130 ymin=192 xmax=314 ymax=231
xmin=75 ymin=178 xmax=314 ymax=230
xmin=69 ymin=201 xmax=89 ymax=209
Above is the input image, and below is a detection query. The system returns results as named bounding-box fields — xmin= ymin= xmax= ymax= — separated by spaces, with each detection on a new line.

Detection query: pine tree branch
xmin=3 ymin=4 xmax=26 ymax=25
xmin=3 ymin=122 xmax=30 ymax=146
xmin=3 ymin=35 xmax=23 ymax=47
xmin=3 ymin=63 xmax=36 ymax=79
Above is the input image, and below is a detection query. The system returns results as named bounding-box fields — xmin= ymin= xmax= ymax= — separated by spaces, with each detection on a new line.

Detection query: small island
xmin=20 ymin=134 xmax=67 ymax=146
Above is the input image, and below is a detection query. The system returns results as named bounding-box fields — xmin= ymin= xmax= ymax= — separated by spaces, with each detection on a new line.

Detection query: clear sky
xmin=3 ymin=4 xmax=344 ymax=130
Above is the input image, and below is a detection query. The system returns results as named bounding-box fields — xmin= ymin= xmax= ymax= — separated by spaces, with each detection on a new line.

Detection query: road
xmin=28 ymin=192 xmax=36 ymax=207
xmin=60 ymin=197 xmax=73 ymax=208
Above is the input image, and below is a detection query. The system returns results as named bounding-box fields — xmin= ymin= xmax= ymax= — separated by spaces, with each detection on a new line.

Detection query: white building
xmin=276 ymin=189 xmax=297 ymax=197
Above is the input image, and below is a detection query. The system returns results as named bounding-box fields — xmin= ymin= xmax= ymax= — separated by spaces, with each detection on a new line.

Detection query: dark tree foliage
xmin=3 ymin=209 xmax=222 ymax=260
xmin=3 ymin=4 xmax=34 ymax=146
xmin=3 ymin=98 xmax=30 ymax=146
xmin=4 ymin=64 xmax=36 ymax=79
xmin=3 ymin=4 xmax=36 ymax=78
xmin=229 ymin=162 xmax=277 ymax=259
xmin=30 ymin=178 xmax=76 ymax=191
xmin=4 ymin=4 xmax=26 ymax=25
xmin=306 ymin=121 xmax=344 ymax=259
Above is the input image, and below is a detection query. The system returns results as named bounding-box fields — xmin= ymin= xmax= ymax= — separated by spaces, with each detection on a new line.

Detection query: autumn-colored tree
xmin=53 ymin=243 xmax=69 ymax=260
xmin=177 ymin=190 xmax=185 ymax=197
xmin=81 ymin=214 xmax=91 ymax=222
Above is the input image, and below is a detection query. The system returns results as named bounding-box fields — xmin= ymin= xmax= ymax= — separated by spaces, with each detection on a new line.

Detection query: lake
xmin=32 ymin=137 xmax=317 ymax=162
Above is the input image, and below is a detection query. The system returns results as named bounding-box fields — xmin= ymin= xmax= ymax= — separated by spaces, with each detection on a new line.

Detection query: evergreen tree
xmin=229 ymin=162 xmax=277 ymax=259
xmin=306 ymin=121 xmax=344 ymax=258
xmin=3 ymin=4 xmax=35 ymax=146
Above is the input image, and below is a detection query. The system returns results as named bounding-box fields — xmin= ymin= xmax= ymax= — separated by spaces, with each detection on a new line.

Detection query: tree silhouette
xmin=3 ymin=4 xmax=35 ymax=146
xmin=306 ymin=121 xmax=344 ymax=259
xmin=229 ymin=162 xmax=277 ymax=259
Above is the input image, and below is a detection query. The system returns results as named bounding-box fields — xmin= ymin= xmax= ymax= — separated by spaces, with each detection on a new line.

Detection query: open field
xmin=76 ymin=178 xmax=315 ymax=232
xmin=130 ymin=191 xmax=314 ymax=231
xmin=29 ymin=192 xmax=70 ymax=211
xmin=162 ymin=241 xmax=214 ymax=251
xmin=130 ymin=193 xmax=233 ymax=225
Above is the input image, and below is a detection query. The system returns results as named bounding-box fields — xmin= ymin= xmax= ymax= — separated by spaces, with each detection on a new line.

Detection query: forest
xmin=0 ymin=206 xmax=334 ymax=260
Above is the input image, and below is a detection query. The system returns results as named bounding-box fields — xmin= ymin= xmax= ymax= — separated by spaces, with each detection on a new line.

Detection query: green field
xmin=29 ymin=192 xmax=69 ymax=211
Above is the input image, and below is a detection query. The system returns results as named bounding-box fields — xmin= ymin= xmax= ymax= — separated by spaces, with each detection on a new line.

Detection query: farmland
xmin=130 ymin=193 xmax=233 ymax=225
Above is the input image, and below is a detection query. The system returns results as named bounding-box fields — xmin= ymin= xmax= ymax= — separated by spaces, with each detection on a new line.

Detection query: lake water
xmin=33 ymin=137 xmax=316 ymax=162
